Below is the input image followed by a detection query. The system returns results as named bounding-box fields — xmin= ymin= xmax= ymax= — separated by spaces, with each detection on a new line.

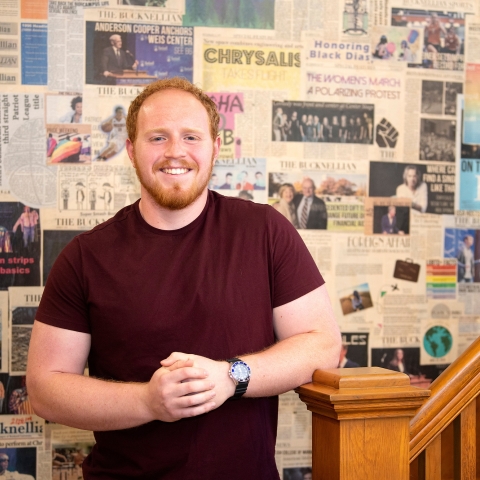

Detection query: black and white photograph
xmin=11 ymin=307 xmax=36 ymax=374
xmin=419 ymin=118 xmax=456 ymax=162
xmin=421 ymin=80 xmax=443 ymax=114
xmin=272 ymin=101 xmax=374 ymax=144
xmin=444 ymin=82 xmax=463 ymax=116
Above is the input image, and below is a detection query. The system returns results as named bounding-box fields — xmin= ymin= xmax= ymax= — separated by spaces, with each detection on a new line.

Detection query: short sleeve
xmin=36 ymin=238 xmax=91 ymax=334
xmin=266 ymin=206 xmax=324 ymax=308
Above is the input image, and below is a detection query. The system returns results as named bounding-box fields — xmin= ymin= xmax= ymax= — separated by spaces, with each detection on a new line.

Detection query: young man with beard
xmin=27 ymin=78 xmax=341 ymax=479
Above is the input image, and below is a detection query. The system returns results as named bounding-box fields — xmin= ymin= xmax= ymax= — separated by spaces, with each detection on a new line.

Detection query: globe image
xmin=423 ymin=326 xmax=453 ymax=358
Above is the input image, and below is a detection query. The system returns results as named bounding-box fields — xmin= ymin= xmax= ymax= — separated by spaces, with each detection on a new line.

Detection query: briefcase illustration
xmin=393 ymin=258 xmax=420 ymax=282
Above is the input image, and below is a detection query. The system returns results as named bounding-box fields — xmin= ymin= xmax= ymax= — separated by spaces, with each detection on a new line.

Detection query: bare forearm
xmin=242 ymin=330 xmax=341 ymax=397
xmin=28 ymin=372 xmax=152 ymax=431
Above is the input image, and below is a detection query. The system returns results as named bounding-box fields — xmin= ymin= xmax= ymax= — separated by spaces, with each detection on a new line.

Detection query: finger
xmin=156 ymin=366 xmax=209 ymax=384
xmin=161 ymin=351 xmax=191 ymax=367
xmin=177 ymin=379 xmax=216 ymax=397
xmin=166 ymin=358 xmax=194 ymax=371
xmin=174 ymin=389 xmax=217 ymax=408
xmin=164 ymin=401 xmax=217 ymax=422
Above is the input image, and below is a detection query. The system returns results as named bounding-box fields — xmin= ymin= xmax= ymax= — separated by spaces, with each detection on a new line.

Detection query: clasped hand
xmin=143 ymin=353 xmax=235 ymax=423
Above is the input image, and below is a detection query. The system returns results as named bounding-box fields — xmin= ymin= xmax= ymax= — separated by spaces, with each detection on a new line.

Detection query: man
xmin=395 ymin=165 xmax=428 ymax=213
xmin=0 ymin=452 xmax=34 ymax=480
xmin=101 ymin=34 xmax=138 ymax=83
xmin=12 ymin=206 xmax=38 ymax=250
xmin=253 ymin=171 xmax=265 ymax=190
xmin=293 ymin=178 xmax=328 ymax=229
xmin=381 ymin=206 xmax=399 ymax=234
xmin=457 ymin=235 xmax=475 ymax=283
xmin=27 ymin=78 xmax=340 ymax=479
xmin=272 ymin=107 xmax=283 ymax=141
xmin=338 ymin=344 xmax=359 ymax=368
xmin=219 ymin=172 xmax=233 ymax=189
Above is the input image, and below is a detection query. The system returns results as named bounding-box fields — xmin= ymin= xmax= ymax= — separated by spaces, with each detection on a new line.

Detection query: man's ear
xmin=213 ymin=135 xmax=221 ymax=162
xmin=126 ymin=138 xmax=135 ymax=167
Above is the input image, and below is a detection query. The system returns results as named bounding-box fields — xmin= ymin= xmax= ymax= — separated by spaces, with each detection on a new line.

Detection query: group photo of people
xmin=272 ymin=102 xmax=374 ymax=144
xmin=419 ymin=119 xmax=456 ymax=162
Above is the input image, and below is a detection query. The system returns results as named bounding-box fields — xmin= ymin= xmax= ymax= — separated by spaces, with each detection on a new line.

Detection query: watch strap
xmin=227 ymin=357 xmax=249 ymax=400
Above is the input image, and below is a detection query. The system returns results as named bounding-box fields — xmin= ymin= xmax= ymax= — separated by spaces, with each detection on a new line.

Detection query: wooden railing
xmin=296 ymin=336 xmax=480 ymax=480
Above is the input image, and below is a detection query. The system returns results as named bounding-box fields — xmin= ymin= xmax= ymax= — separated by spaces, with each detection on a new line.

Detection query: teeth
xmin=162 ymin=168 xmax=189 ymax=175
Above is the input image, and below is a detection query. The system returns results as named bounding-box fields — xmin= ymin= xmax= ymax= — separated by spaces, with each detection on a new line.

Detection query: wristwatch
xmin=226 ymin=357 xmax=251 ymax=400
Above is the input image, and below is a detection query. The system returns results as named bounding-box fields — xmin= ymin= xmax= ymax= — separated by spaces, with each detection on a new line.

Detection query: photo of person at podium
xmin=100 ymin=34 xmax=138 ymax=84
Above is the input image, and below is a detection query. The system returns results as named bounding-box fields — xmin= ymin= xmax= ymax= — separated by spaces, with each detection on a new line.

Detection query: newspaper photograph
xmin=211 ymin=158 xmax=266 ymax=203
xmin=369 ymin=161 xmax=455 ymax=215
xmin=50 ymin=426 xmax=95 ymax=480
xmin=371 ymin=25 xmax=424 ymax=63
xmin=268 ymin=158 xmax=367 ymax=232
xmin=82 ymin=85 xmax=137 ymax=165
xmin=85 ymin=8 xmax=193 ymax=86
xmin=339 ymin=332 xmax=369 ymax=367
xmin=45 ymin=93 xmax=83 ymax=125
xmin=0 ymin=203 xmax=41 ymax=290
xmin=364 ymin=197 xmax=411 ymax=236
xmin=46 ymin=125 xmax=92 ymax=165
xmin=390 ymin=8 xmax=466 ymax=71
xmin=8 ymin=287 xmax=43 ymax=376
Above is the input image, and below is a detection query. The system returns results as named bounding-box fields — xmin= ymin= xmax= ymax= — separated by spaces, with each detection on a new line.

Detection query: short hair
xmin=226 ymin=173 xmax=232 ymax=178
xmin=126 ymin=77 xmax=220 ymax=143
xmin=403 ymin=165 xmax=422 ymax=185
xmin=109 ymin=34 xmax=121 ymax=43
xmin=388 ymin=205 xmax=396 ymax=213
xmin=71 ymin=96 xmax=82 ymax=110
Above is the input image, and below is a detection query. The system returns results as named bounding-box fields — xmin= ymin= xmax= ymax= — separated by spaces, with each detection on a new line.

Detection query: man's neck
xmin=138 ymin=188 xmax=208 ymax=231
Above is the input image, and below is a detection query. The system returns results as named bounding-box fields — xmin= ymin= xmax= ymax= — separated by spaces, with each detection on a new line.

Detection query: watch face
xmin=231 ymin=361 xmax=250 ymax=382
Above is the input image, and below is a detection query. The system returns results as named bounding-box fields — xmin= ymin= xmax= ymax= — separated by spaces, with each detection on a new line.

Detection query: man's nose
xmin=164 ymin=138 xmax=186 ymax=158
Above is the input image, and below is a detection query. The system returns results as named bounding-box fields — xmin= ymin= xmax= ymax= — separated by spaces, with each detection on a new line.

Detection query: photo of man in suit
xmin=381 ymin=206 xmax=403 ymax=234
xmin=101 ymin=34 xmax=138 ymax=84
xmin=293 ymin=178 xmax=328 ymax=229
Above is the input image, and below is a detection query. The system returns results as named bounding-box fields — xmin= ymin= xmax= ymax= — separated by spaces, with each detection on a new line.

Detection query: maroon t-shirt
xmin=36 ymin=191 xmax=324 ymax=480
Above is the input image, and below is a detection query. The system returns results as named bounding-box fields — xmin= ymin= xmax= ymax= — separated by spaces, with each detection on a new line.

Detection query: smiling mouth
xmin=160 ymin=168 xmax=191 ymax=175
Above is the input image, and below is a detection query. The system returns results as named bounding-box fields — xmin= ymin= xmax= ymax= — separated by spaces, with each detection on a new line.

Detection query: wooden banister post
xmin=295 ymin=367 xmax=430 ymax=480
